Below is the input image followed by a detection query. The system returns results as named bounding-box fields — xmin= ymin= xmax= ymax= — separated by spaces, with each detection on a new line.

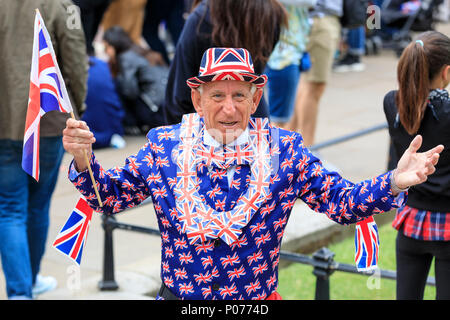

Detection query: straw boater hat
xmin=186 ymin=47 xmax=268 ymax=89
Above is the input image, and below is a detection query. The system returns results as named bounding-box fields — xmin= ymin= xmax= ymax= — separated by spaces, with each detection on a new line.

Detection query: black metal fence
xmin=97 ymin=123 xmax=436 ymax=299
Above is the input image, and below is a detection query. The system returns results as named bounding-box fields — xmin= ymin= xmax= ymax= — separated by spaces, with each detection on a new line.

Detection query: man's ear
xmin=443 ymin=65 xmax=450 ymax=82
xmin=251 ymin=88 xmax=263 ymax=114
xmin=191 ymin=88 xmax=203 ymax=116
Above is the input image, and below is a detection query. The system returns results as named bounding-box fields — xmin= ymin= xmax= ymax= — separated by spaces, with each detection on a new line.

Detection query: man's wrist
xmin=391 ymin=169 xmax=409 ymax=194
xmin=73 ymin=154 xmax=89 ymax=172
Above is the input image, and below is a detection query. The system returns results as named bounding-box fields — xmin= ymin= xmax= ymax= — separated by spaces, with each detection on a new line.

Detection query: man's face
xmin=191 ymin=80 xmax=263 ymax=144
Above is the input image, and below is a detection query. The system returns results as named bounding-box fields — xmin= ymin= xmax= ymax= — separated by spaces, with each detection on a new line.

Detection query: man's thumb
xmin=408 ymin=135 xmax=422 ymax=153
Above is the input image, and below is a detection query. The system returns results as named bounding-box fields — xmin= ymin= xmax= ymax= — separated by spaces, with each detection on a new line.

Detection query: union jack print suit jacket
xmin=69 ymin=114 xmax=403 ymax=300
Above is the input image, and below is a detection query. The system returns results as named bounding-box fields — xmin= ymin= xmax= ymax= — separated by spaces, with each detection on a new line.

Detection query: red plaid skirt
xmin=393 ymin=205 xmax=450 ymax=241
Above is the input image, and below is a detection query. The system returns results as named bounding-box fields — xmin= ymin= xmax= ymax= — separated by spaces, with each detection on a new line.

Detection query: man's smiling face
xmin=191 ymin=80 xmax=263 ymax=144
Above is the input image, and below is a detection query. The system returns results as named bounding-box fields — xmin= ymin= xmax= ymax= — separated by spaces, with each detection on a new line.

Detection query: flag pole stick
xmin=70 ymin=112 xmax=103 ymax=207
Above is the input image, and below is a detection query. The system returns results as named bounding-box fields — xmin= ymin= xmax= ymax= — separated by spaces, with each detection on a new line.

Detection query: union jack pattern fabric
xmin=186 ymin=48 xmax=267 ymax=89
xmin=22 ymin=11 xmax=73 ymax=181
xmin=354 ymin=216 xmax=380 ymax=271
xmin=53 ymin=197 xmax=94 ymax=265
xmin=174 ymin=114 xmax=271 ymax=246
xmin=69 ymin=114 xmax=405 ymax=299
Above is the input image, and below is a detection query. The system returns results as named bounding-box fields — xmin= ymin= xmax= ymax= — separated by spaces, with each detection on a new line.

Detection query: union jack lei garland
xmin=174 ymin=113 xmax=272 ymax=246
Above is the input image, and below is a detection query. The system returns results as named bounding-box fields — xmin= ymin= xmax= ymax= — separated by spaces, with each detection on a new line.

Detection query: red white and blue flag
xmin=22 ymin=10 xmax=73 ymax=181
xmin=53 ymin=197 xmax=94 ymax=265
xmin=355 ymin=216 xmax=380 ymax=271
xmin=186 ymin=48 xmax=267 ymax=89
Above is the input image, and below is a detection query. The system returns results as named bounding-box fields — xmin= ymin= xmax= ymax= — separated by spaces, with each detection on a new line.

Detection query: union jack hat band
xmin=186 ymin=47 xmax=267 ymax=89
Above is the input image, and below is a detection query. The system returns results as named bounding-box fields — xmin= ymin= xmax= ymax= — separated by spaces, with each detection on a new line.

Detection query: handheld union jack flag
xmin=22 ymin=10 xmax=73 ymax=181
xmin=354 ymin=216 xmax=380 ymax=271
xmin=53 ymin=197 xmax=94 ymax=265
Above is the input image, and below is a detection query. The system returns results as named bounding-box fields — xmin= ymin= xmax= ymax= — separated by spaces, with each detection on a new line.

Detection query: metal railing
xmin=97 ymin=123 xmax=436 ymax=299
xmin=308 ymin=122 xmax=388 ymax=152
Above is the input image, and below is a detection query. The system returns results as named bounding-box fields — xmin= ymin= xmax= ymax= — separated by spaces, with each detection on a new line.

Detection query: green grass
xmin=278 ymin=221 xmax=436 ymax=300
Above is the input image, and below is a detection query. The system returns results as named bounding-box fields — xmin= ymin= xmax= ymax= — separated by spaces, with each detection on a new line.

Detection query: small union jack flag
xmin=22 ymin=10 xmax=73 ymax=181
xmin=354 ymin=216 xmax=380 ymax=271
xmin=53 ymin=197 xmax=94 ymax=265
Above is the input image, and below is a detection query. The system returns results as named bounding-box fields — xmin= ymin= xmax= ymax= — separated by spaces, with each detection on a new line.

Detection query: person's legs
xmin=27 ymin=136 xmax=65 ymax=284
xmin=0 ymin=140 xmax=32 ymax=298
xmin=265 ymin=64 xmax=301 ymax=130
xmin=75 ymin=0 xmax=112 ymax=55
xmin=165 ymin=0 xmax=185 ymax=47
xmin=142 ymin=0 xmax=170 ymax=65
xmin=347 ymin=26 xmax=365 ymax=57
xmin=396 ymin=232 xmax=432 ymax=299
xmin=292 ymin=79 xmax=326 ymax=146
xmin=334 ymin=26 xmax=366 ymax=73
xmin=432 ymin=240 xmax=450 ymax=300
xmin=92 ymin=0 xmax=112 ymax=43
xmin=291 ymin=15 xmax=340 ymax=145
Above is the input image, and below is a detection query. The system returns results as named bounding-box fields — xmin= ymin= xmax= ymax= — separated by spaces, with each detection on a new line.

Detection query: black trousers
xmin=142 ymin=0 xmax=185 ymax=65
xmin=73 ymin=0 xmax=112 ymax=55
xmin=396 ymin=231 xmax=450 ymax=300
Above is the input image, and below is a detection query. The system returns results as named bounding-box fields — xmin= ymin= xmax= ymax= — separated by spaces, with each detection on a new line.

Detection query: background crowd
xmin=76 ymin=0 xmax=450 ymax=149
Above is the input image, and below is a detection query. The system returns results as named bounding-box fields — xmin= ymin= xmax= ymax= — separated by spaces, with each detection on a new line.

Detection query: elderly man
xmin=63 ymin=48 xmax=443 ymax=300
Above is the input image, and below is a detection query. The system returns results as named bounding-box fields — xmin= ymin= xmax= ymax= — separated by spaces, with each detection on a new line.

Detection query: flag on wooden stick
xmin=53 ymin=197 xmax=94 ymax=265
xmin=22 ymin=9 xmax=72 ymax=180
xmin=22 ymin=9 xmax=103 ymax=206
xmin=355 ymin=216 xmax=380 ymax=271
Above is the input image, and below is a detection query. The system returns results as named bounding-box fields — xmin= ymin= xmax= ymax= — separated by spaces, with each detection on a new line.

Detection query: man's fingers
xmin=430 ymin=153 xmax=440 ymax=166
xmin=63 ymin=132 xmax=95 ymax=144
xmin=66 ymin=118 xmax=90 ymax=130
xmin=64 ymin=141 xmax=93 ymax=151
xmin=416 ymin=171 xmax=428 ymax=183
xmin=424 ymin=157 xmax=435 ymax=173
xmin=66 ymin=117 xmax=81 ymax=128
xmin=79 ymin=120 xmax=89 ymax=131
xmin=396 ymin=137 xmax=443 ymax=189
xmin=424 ymin=144 xmax=445 ymax=157
xmin=408 ymin=135 xmax=423 ymax=153
xmin=427 ymin=165 xmax=436 ymax=176
xmin=63 ymin=118 xmax=95 ymax=157
xmin=64 ymin=119 xmax=94 ymax=140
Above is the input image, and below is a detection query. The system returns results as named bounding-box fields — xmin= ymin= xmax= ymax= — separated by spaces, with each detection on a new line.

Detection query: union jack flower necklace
xmin=174 ymin=114 xmax=272 ymax=246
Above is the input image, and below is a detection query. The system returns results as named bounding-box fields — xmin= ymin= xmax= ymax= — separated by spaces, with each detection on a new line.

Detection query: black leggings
xmin=396 ymin=231 xmax=450 ymax=300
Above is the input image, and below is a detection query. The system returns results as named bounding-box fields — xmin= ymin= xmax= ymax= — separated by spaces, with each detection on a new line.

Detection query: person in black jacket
xmin=163 ymin=0 xmax=287 ymax=125
xmin=383 ymin=31 xmax=450 ymax=300
xmin=103 ymin=26 xmax=169 ymax=133
xmin=141 ymin=0 xmax=186 ymax=66
xmin=72 ymin=0 xmax=112 ymax=55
